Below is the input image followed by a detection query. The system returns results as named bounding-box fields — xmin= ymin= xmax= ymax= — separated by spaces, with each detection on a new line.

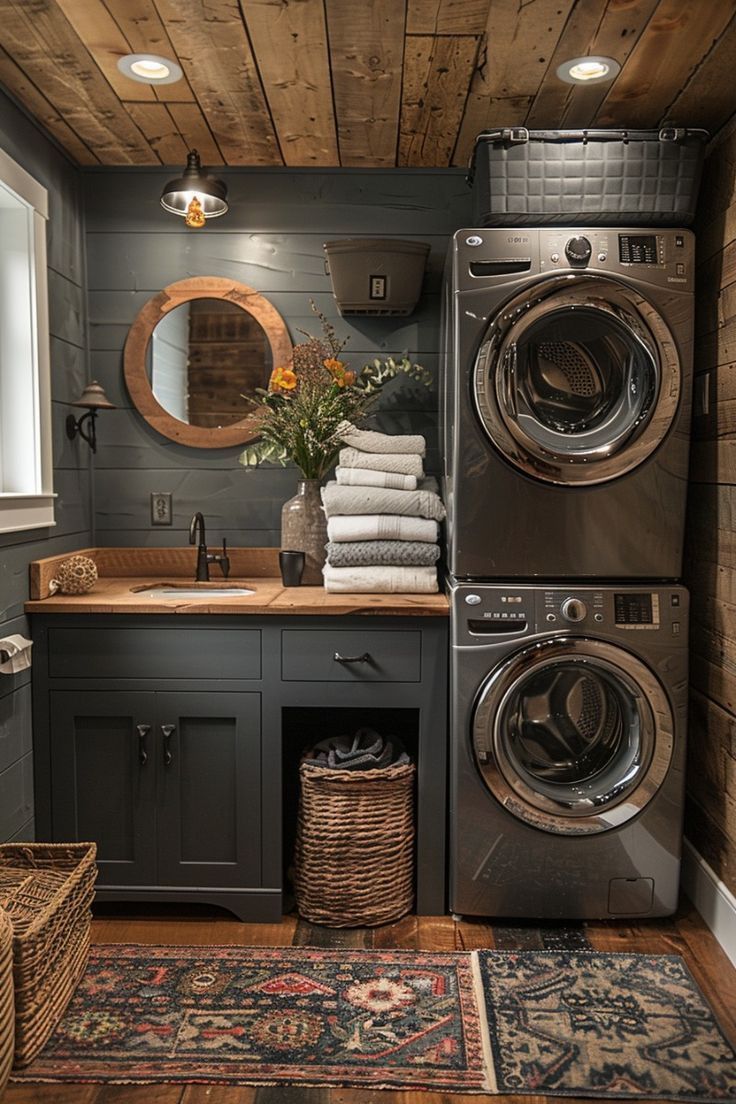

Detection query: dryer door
xmin=474 ymin=274 xmax=680 ymax=485
xmin=472 ymin=637 xmax=674 ymax=835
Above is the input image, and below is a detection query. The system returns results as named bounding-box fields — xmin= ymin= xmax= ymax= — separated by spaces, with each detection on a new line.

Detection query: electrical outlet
xmin=369 ymin=274 xmax=386 ymax=300
xmin=150 ymin=492 xmax=172 ymax=525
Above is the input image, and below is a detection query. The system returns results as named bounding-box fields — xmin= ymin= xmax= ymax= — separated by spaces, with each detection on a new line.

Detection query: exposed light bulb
xmin=185 ymin=196 xmax=206 ymax=229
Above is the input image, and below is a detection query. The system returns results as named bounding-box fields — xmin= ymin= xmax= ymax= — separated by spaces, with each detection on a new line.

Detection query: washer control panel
xmin=451 ymin=584 xmax=687 ymax=644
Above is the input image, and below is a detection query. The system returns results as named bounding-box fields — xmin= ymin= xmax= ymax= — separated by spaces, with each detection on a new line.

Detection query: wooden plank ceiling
xmin=0 ymin=0 xmax=735 ymax=169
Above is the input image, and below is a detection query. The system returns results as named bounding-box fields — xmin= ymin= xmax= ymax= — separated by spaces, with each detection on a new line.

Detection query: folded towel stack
xmin=321 ymin=423 xmax=445 ymax=593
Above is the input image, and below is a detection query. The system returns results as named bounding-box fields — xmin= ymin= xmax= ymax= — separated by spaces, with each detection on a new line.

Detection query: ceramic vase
xmin=280 ymin=479 xmax=327 ymax=585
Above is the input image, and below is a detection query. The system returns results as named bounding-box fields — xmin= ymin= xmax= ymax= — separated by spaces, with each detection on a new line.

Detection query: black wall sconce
xmin=66 ymin=381 xmax=116 ymax=453
xmin=160 ymin=149 xmax=228 ymax=228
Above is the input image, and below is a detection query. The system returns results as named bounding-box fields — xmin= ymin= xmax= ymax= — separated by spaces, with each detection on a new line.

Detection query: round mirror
xmin=124 ymin=277 xmax=292 ymax=448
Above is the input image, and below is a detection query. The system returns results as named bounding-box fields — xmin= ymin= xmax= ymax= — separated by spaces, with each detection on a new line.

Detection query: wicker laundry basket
xmin=0 ymin=842 xmax=97 ymax=1068
xmin=0 ymin=910 xmax=13 ymax=1099
xmin=294 ymin=760 xmax=415 ymax=927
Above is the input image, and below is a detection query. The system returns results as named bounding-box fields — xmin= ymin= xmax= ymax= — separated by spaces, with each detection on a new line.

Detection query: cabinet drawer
xmin=48 ymin=628 xmax=261 ymax=680
xmin=281 ymin=630 xmax=420 ymax=682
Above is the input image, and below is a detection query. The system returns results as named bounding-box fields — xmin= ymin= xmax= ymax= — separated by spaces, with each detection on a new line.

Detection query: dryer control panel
xmin=452 ymin=583 xmax=688 ymax=645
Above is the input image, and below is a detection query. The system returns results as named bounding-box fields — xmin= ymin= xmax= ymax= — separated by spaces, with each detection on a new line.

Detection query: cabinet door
xmin=49 ymin=691 xmax=157 ymax=886
xmin=155 ymin=692 xmax=261 ymax=888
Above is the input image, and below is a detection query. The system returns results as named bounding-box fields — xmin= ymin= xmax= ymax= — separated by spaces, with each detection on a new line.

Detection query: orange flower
xmin=324 ymin=358 xmax=355 ymax=388
xmin=269 ymin=365 xmax=298 ymax=392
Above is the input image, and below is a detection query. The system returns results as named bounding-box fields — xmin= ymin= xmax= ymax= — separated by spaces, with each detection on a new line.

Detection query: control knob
xmin=565 ymin=236 xmax=592 ymax=265
xmin=561 ymin=597 xmax=587 ymax=622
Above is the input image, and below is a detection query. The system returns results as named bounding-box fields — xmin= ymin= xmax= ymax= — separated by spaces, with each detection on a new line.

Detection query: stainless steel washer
xmin=441 ymin=227 xmax=694 ymax=578
xmin=450 ymin=581 xmax=688 ymax=919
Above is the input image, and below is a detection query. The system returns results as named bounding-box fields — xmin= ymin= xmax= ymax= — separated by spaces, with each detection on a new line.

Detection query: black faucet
xmin=188 ymin=512 xmax=230 ymax=581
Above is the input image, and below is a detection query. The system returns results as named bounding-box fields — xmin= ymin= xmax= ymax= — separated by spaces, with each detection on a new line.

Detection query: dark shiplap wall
xmin=0 ymin=89 xmax=90 ymax=842
xmin=83 ymin=169 xmax=472 ymax=547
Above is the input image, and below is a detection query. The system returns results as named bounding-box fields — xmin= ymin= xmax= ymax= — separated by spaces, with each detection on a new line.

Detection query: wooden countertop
xmin=24 ymin=549 xmax=449 ymax=617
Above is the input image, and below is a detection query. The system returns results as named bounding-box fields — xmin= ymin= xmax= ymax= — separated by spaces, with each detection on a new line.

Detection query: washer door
xmin=474 ymin=275 xmax=680 ymax=485
xmin=472 ymin=637 xmax=674 ymax=835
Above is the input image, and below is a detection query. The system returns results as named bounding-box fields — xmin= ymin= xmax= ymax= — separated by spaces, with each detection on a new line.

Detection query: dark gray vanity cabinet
xmin=30 ymin=613 xmax=449 ymax=922
xmin=49 ymin=690 xmax=261 ymax=894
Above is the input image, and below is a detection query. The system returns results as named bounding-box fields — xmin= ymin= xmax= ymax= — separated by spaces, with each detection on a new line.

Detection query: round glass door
xmin=474 ymin=275 xmax=681 ymax=485
xmin=472 ymin=638 xmax=674 ymax=834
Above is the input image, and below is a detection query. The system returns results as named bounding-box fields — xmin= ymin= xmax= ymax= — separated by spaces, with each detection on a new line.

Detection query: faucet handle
xmin=218 ymin=538 xmax=230 ymax=579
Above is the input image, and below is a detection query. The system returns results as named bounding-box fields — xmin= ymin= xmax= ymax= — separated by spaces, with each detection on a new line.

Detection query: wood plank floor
xmin=6 ymin=896 xmax=735 ymax=1104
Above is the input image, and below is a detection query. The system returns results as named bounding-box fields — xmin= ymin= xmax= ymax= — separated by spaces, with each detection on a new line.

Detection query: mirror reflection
xmin=147 ymin=298 xmax=273 ymax=428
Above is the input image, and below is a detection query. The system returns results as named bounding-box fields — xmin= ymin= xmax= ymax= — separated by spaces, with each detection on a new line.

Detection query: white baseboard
xmin=682 ymin=837 xmax=736 ymax=967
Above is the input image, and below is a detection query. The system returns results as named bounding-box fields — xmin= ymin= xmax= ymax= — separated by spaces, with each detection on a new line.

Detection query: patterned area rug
xmin=12 ymin=944 xmax=487 ymax=1092
xmin=479 ymin=951 xmax=736 ymax=1101
xmin=12 ymin=944 xmax=736 ymax=1098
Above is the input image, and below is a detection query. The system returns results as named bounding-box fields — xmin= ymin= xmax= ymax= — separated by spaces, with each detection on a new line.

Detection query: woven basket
xmin=294 ymin=761 xmax=415 ymax=927
xmin=0 ymin=842 xmax=97 ymax=1068
xmin=0 ymin=910 xmax=13 ymax=1099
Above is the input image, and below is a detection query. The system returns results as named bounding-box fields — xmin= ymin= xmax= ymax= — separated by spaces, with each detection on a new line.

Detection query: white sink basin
xmin=133 ymin=584 xmax=255 ymax=598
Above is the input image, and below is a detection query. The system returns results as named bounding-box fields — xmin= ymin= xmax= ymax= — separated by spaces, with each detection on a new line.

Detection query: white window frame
xmin=0 ymin=146 xmax=55 ymax=533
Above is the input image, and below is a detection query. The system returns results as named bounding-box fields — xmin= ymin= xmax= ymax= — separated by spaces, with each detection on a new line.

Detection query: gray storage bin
xmin=324 ymin=238 xmax=429 ymax=316
xmin=469 ymin=127 xmax=708 ymax=227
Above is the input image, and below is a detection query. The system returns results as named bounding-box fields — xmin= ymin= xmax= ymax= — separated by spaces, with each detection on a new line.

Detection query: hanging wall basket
xmin=324 ymin=238 xmax=429 ymax=316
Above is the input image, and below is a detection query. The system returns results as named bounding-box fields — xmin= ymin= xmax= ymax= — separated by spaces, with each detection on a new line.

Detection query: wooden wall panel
xmin=686 ymin=119 xmax=736 ymax=896
xmin=0 ymin=86 xmax=92 ymax=842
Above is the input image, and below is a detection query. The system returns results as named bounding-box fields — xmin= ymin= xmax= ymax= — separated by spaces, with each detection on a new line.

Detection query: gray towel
xmin=339 ymin=447 xmax=424 ymax=477
xmin=338 ymin=421 xmax=426 ymax=456
xmin=327 ymin=540 xmax=441 ymax=567
xmin=303 ymin=728 xmax=409 ymax=770
xmin=327 ymin=514 xmax=439 ymax=543
xmin=323 ymin=563 xmax=439 ymax=593
xmin=321 ymin=481 xmax=446 ymax=521
xmin=336 ymin=466 xmax=417 ymax=491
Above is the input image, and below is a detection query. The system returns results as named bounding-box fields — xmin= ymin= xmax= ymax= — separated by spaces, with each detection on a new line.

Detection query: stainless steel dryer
xmin=449 ymin=581 xmax=688 ymax=919
xmin=442 ymin=227 xmax=694 ymax=579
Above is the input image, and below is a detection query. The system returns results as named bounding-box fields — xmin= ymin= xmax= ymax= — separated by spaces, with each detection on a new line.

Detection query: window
xmin=0 ymin=146 xmax=54 ymax=533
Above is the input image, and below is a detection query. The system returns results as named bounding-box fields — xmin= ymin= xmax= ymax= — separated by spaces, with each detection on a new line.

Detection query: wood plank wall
xmin=83 ymin=168 xmax=473 ymax=547
xmin=686 ymin=118 xmax=736 ymax=896
xmin=0 ymin=87 xmax=91 ymax=842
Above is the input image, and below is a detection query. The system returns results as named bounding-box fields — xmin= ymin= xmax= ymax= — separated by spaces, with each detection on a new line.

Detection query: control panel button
xmin=465 ymin=235 xmax=483 ymax=247
xmin=594 ymin=613 xmax=604 ymax=622
xmin=672 ymin=621 xmax=680 ymax=635
xmin=676 ymin=263 xmax=685 ymax=276
xmin=561 ymin=597 xmax=587 ymax=622
xmin=565 ymin=236 xmax=592 ymax=264
xmin=546 ymin=613 xmax=557 ymax=622
xmin=671 ymin=594 xmax=680 ymax=606
xmin=465 ymin=594 xmax=482 ymax=605
xmin=597 ymin=252 xmax=607 ymax=262
xmin=550 ymin=252 xmax=559 ymax=262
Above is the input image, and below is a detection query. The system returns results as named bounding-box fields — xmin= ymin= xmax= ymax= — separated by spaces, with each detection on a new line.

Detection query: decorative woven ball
xmin=50 ymin=555 xmax=98 ymax=595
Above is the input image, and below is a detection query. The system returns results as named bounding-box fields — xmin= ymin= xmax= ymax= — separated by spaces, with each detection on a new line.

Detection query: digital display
xmin=615 ymin=593 xmax=653 ymax=625
xmin=619 ymin=234 xmax=658 ymax=264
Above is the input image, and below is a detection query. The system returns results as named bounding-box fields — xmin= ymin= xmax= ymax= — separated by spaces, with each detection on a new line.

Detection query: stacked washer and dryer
xmin=442 ymin=221 xmax=695 ymax=919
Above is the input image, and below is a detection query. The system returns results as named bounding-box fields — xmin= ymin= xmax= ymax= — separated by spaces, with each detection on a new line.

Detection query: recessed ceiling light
xmin=556 ymin=56 xmax=621 ymax=85
xmin=117 ymin=53 xmax=183 ymax=85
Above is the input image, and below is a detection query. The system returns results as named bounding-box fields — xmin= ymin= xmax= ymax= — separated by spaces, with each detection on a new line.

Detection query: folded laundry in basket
xmin=303 ymin=727 xmax=409 ymax=771
xmin=321 ymin=481 xmax=446 ymax=521
xmin=326 ymin=514 xmax=439 ymax=543
xmin=339 ymin=447 xmax=424 ymax=477
xmin=337 ymin=421 xmax=426 ymax=456
xmin=336 ymin=465 xmax=417 ymax=491
xmin=326 ymin=540 xmax=441 ymax=567
xmin=323 ymin=563 xmax=439 ymax=593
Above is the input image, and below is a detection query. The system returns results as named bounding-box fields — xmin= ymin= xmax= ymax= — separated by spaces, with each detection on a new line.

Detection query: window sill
xmin=0 ymin=494 xmax=57 ymax=534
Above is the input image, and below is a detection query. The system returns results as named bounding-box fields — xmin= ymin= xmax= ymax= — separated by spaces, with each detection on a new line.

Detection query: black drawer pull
xmin=161 ymin=723 xmax=175 ymax=766
xmin=136 ymin=723 xmax=150 ymax=766
xmin=334 ymin=652 xmax=373 ymax=664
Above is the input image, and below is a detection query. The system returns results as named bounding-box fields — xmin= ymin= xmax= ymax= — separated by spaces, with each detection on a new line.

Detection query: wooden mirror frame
xmin=123 ymin=276 xmax=292 ymax=449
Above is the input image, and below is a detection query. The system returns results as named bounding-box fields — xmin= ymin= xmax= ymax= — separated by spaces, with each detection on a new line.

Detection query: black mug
xmin=279 ymin=550 xmax=305 ymax=587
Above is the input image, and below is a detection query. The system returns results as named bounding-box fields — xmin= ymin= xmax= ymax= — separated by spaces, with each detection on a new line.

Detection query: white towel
xmin=338 ymin=421 xmax=426 ymax=456
xmin=323 ymin=564 xmax=438 ymax=593
xmin=339 ymin=447 xmax=424 ymax=477
xmin=322 ymin=482 xmax=446 ymax=521
xmin=327 ymin=514 xmax=439 ymax=543
xmin=336 ymin=466 xmax=417 ymax=491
